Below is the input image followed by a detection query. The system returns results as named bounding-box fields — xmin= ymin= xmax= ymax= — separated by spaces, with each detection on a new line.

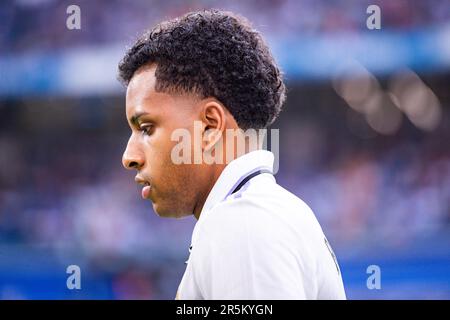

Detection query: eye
xmin=139 ymin=124 xmax=154 ymax=136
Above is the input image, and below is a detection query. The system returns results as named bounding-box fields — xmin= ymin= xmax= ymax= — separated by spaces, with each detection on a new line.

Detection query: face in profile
xmin=122 ymin=64 xmax=209 ymax=218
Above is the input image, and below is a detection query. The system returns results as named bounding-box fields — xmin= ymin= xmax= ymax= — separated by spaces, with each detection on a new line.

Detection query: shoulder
xmin=195 ymin=179 xmax=323 ymax=253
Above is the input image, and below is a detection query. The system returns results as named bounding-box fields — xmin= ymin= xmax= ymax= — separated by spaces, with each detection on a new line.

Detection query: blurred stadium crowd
xmin=0 ymin=0 xmax=449 ymax=299
xmin=1 ymin=77 xmax=449 ymax=298
xmin=1 ymin=0 xmax=449 ymax=53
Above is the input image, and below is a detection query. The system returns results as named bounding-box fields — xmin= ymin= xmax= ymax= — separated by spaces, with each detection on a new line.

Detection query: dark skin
xmin=122 ymin=63 xmax=241 ymax=219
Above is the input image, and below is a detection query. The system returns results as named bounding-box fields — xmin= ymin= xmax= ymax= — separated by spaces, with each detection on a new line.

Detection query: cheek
xmin=145 ymin=127 xmax=196 ymax=195
xmin=142 ymin=128 xmax=171 ymax=164
xmin=144 ymin=135 xmax=179 ymax=181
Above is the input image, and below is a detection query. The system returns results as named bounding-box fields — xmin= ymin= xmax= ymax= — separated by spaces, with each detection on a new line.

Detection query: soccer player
xmin=119 ymin=9 xmax=346 ymax=299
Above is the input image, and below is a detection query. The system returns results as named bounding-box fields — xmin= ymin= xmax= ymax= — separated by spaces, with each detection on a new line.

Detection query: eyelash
xmin=140 ymin=124 xmax=153 ymax=136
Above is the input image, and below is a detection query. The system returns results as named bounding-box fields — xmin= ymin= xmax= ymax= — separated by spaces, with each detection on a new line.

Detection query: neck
xmin=192 ymin=132 xmax=263 ymax=219
xmin=192 ymin=164 xmax=226 ymax=220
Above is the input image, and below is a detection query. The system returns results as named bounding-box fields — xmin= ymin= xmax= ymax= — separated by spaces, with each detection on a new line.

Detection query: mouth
xmin=141 ymin=182 xmax=152 ymax=200
xmin=135 ymin=176 xmax=152 ymax=200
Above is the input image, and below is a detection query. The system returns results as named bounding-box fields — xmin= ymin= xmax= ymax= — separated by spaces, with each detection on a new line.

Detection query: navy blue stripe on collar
xmin=231 ymin=169 xmax=273 ymax=195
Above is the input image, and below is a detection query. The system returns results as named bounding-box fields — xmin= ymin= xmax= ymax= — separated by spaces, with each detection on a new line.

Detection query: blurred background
xmin=0 ymin=0 xmax=449 ymax=299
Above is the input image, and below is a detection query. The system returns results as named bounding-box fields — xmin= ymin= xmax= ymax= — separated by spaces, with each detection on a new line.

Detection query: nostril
xmin=129 ymin=161 xmax=139 ymax=169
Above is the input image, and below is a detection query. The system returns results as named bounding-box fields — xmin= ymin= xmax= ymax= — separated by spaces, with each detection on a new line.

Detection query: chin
xmin=152 ymin=202 xmax=191 ymax=219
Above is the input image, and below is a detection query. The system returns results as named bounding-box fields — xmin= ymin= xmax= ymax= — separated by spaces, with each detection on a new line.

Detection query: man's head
xmin=119 ymin=9 xmax=286 ymax=218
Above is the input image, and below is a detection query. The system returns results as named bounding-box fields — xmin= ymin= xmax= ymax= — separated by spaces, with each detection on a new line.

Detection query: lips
xmin=135 ymin=176 xmax=152 ymax=200
xmin=141 ymin=184 xmax=151 ymax=199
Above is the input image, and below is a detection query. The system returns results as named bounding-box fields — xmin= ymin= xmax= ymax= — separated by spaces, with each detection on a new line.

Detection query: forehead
xmin=126 ymin=64 xmax=159 ymax=116
xmin=125 ymin=64 xmax=200 ymax=121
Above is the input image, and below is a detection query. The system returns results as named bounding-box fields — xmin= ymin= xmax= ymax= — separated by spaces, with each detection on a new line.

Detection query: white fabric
xmin=177 ymin=150 xmax=346 ymax=300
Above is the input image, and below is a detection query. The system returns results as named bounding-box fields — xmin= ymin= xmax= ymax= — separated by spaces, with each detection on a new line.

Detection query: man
xmin=119 ymin=9 xmax=346 ymax=299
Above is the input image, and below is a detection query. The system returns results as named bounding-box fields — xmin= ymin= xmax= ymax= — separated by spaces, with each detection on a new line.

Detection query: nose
xmin=122 ymin=138 xmax=144 ymax=170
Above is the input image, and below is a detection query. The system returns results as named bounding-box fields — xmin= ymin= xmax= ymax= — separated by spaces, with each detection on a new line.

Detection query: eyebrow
xmin=129 ymin=111 xmax=149 ymax=127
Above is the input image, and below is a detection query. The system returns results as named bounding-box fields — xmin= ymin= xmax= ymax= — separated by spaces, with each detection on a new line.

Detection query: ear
xmin=200 ymin=100 xmax=226 ymax=151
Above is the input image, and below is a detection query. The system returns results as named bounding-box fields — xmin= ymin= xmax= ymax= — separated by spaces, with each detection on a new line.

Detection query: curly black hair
xmin=118 ymin=9 xmax=286 ymax=129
